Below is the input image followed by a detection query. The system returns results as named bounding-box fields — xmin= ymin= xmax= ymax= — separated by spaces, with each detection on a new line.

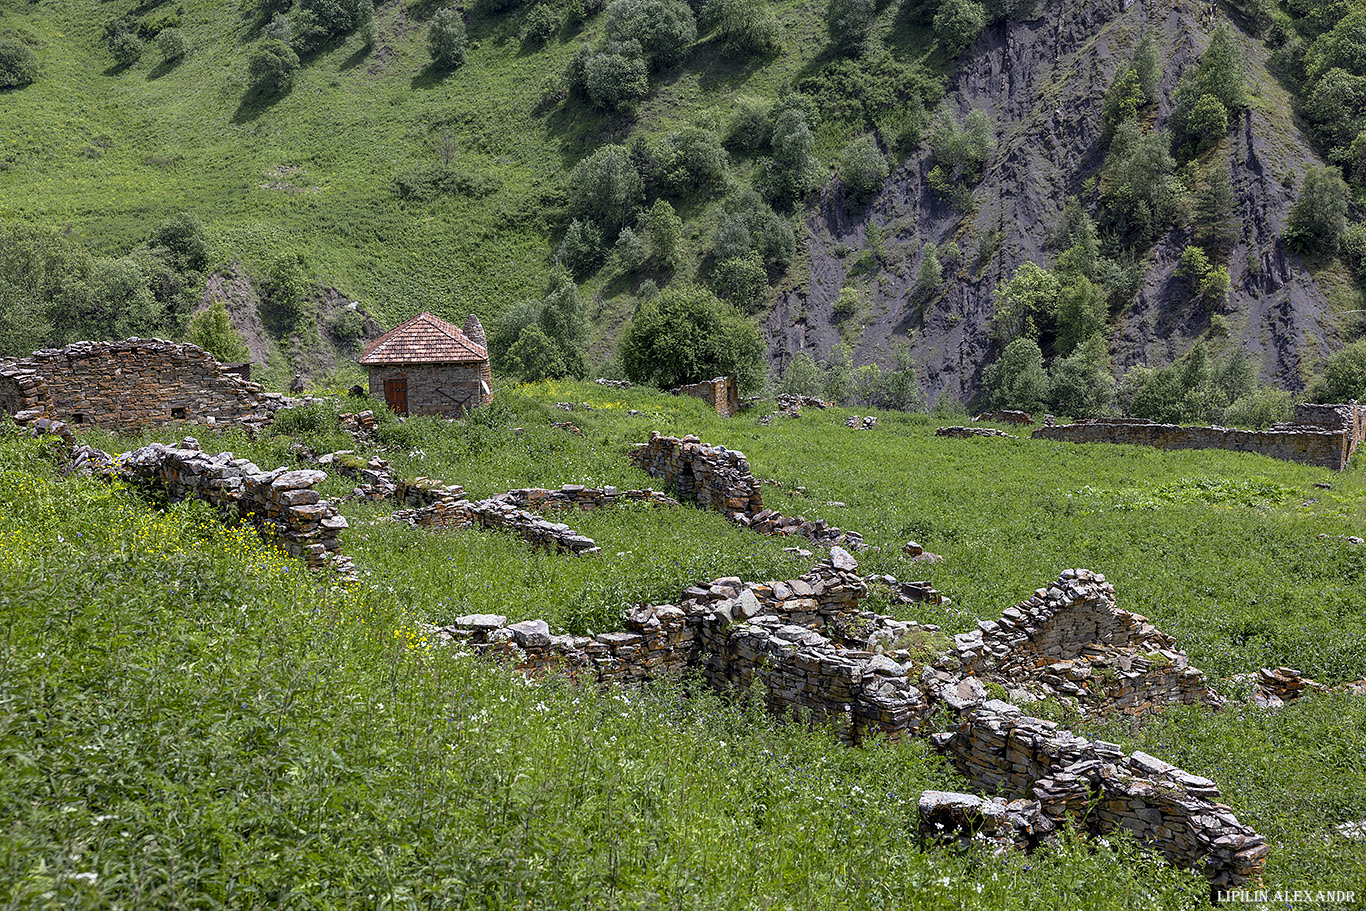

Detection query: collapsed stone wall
xmin=670 ymin=376 xmax=739 ymax=418
xmin=501 ymin=485 xmax=680 ymax=511
xmin=112 ymin=443 xmax=355 ymax=577
xmin=947 ymin=569 xmax=1220 ymax=716
xmin=933 ymin=702 xmax=1268 ymax=887
xmin=393 ymin=498 xmax=602 ymax=555
xmin=630 ymin=432 xmax=864 ymax=548
xmin=937 ymin=426 xmax=1018 ymax=439
xmin=1033 ymin=403 xmax=1366 ymax=470
xmin=441 ymin=556 xmax=1266 ymax=887
xmin=974 ymin=410 xmax=1035 ymax=425
xmin=0 ymin=340 xmax=276 ymax=433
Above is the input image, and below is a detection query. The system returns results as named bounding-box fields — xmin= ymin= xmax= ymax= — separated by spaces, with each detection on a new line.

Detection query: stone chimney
xmin=463 ymin=314 xmax=488 ymax=350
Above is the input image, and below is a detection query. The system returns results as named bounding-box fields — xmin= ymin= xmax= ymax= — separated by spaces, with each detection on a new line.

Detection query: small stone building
xmin=359 ymin=312 xmax=492 ymax=417
xmin=0 ymin=339 xmax=269 ymax=433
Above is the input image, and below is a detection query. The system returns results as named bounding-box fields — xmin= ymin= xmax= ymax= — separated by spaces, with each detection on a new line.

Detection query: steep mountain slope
xmin=769 ymin=0 xmax=1336 ymax=404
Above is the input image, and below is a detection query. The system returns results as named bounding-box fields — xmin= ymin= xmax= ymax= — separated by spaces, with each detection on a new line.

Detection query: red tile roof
xmin=359 ymin=311 xmax=489 ymax=366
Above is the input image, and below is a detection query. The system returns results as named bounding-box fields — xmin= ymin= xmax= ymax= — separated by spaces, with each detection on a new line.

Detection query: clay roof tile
xmin=359 ymin=311 xmax=489 ymax=366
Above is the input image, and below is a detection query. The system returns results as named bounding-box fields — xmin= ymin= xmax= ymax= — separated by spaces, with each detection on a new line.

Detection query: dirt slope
xmin=767 ymin=0 xmax=1333 ymax=404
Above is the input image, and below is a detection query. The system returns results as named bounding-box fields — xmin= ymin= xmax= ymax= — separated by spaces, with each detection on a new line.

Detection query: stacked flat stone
xmin=917 ymin=790 xmax=1055 ymax=851
xmin=973 ymin=410 xmax=1035 ymax=425
xmin=110 ymin=443 xmax=355 ymax=578
xmin=499 ymin=485 xmax=679 ymax=511
xmin=775 ymin=394 xmax=831 ymax=410
xmin=322 ymin=451 xmax=464 ymax=507
xmin=594 ymin=378 xmax=634 ymax=388
xmin=392 ymin=497 xmax=601 ymax=555
xmin=670 ymin=376 xmax=739 ymax=417
xmin=1033 ymin=401 xmax=1366 ymax=471
xmin=631 ymin=432 xmax=866 ymax=549
xmin=1229 ymin=666 xmax=1328 ymax=708
xmin=931 ymin=701 xmax=1268 ymax=887
xmin=936 ymin=426 xmax=1018 ymax=439
xmin=0 ymin=340 xmax=274 ymax=433
xmin=845 ymin=415 xmax=878 ymax=429
xmin=945 ymin=569 xmax=1221 ymax=716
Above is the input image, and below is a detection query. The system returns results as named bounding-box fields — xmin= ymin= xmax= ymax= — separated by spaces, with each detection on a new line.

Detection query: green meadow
xmin=4 ymin=381 xmax=1366 ymax=907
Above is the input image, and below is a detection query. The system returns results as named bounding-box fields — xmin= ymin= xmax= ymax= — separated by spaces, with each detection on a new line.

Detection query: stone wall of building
xmin=933 ymin=702 xmax=1268 ymax=888
xmin=1032 ymin=403 xmax=1366 ymax=470
xmin=0 ymin=340 xmax=273 ymax=433
xmin=501 ymin=485 xmax=680 ymax=511
xmin=670 ymin=376 xmax=739 ymax=417
xmin=112 ymin=442 xmax=355 ymax=577
xmin=365 ymin=363 xmax=488 ymax=418
xmin=946 ymin=569 xmax=1220 ymax=716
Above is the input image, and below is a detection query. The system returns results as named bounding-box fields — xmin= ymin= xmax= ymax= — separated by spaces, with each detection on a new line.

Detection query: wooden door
xmin=384 ymin=377 xmax=408 ymax=415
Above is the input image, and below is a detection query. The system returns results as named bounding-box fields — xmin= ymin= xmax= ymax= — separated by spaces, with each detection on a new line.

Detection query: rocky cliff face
xmin=767 ymin=0 xmax=1333 ymax=404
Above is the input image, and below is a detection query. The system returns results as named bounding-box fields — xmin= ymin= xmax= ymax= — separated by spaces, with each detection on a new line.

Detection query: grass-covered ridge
xmin=8 ymin=382 xmax=1365 ymax=904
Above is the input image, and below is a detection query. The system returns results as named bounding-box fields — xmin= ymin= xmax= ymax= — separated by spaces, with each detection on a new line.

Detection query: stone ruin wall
xmin=935 ymin=703 xmax=1268 ymax=888
xmin=0 ymin=340 xmax=275 ymax=433
xmin=951 ymin=570 xmax=1221 ymax=717
xmin=441 ymin=555 xmax=1265 ymax=887
xmin=1033 ymin=403 xmax=1366 ymax=470
xmin=670 ymin=376 xmax=739 ymax=418
xmin=393 ymin=498 xmax=603 ymax=556
xmin=630 ymin=432 xmax=864 ymax=548
xmin=112 ymin=443 xmax=355 ymax=577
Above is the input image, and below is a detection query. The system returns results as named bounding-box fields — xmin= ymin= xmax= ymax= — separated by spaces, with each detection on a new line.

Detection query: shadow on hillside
xmin=232 ymin=89 xmax=289 ymax=124
xmin=102 ymin=60 xmax=138 ymax=78
xmin=340 ymin=42 xmax=372 ymax=71
xmin=690 ymin=40 xmax=772 ymax=94
xmin=411 ymin=63 xmax=448 ymax=90
xmin=147 ymin=58 xmax=179 ymax=80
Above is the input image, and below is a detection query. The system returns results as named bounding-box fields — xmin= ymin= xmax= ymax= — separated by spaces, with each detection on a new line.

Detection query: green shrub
xmin=504 ymin=324 xmax=570 ymax=380
xmin=619 ymin=284 xmax=765 ymax=391
xmin=109 ymin=30 xmax=144 ymax=66
xmin=1285 ymin=165 xmax=1349 ymax=254
xmin=656 ymin=126 xmax=728 ymax=197
xmin=934 ymin=0 xmax=986 ymax=53
xmin=524 ymin=4 xmax=559 ymax=43
xmin=583 ymin=44 xmax=650 ymax=111
xmin=247 ymin=38 xmax=300 ymax=97
xmin=613 ymin=226 xmax=646 ymax=272
xmin=725 ymin=97 xmax=773 ymax=152
xmin=0 ymin=38 xmax=39 ymax=88
xmin=429 ymin=7 xmax=469 ymax=69
xmin=832 ymin=285 xmax=861 ymax=319
xmin=981 ymin=337 xmax=1048 ymax=413
xmin=713 ymin=0 xmax=780 ymax=53
xmin=186 ymin=300 xmax=250 ymax=363
xmin=556 ymin=219 xmax=606 ymax=277
xmin=778 ymin=350 xmax=825 ymax=396
xmin=603 ymin=0 xmax=697 ymax=70
xmin=568 ymin=145 xmax=643 ymax=240
xmin=643 ymin=198 xmax=683 ymax=269
xmin=712 ymin=190 xmax=794 ymax=266
xmin=157 ymin=27 xmax=189 ymax=63
xmin=758 ymin=106 xmax=818 ymax=206
xmin=1307 ymin=338 xmax=1366 ymax=402
xmin=1223 ymin=386 xmax=1293 ymax=428
xmin=826 ymin=0 xmax=874 ymax=56
xmin=838 ymin=135 xmax=889 ymax=207
xmin=712 ymin=252 xmax=769 ymax=311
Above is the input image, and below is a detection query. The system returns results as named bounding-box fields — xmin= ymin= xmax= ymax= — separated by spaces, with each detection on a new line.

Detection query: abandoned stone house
xmin=0 ymin=339 xmax=269 ymax=433
xmin=359 ymin=311 xmax=492 ymax=417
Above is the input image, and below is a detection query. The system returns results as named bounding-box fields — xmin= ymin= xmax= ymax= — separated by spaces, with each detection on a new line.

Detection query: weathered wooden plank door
xmin=384 ymin=377 xmax=408 ymax=415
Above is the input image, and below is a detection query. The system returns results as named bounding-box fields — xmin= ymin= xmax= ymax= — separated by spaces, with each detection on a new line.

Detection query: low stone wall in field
xmin=933 ymin=702 xmax=1268 ymax=887
xmin=392 ymin=498 xmax=602 ymax=556
xmin=670 ymin=376 xmax=739 ymax=417
xmin=630 ymin=432 xmax=864 ymax=548
xmin=501 ymin=485 xmax=680 ymax=511
xmin=949 ymin=569 xmax=1221 ymax=717
xmin=1033 ymin=403 xmax=1366 ymax=470
xmin=112 ymin=442 xmax=355 ymax=577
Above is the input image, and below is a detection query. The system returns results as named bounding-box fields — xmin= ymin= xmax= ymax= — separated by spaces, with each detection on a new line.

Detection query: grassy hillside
xmin=5 ymin=385 xmax=1366 ymax=906
xmin=0 ymin=0 xmax=884 ymax=333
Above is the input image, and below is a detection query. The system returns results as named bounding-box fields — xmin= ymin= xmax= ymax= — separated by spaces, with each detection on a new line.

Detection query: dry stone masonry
xmin=936 ymin=426 xmax=1019 ymax=439
xmin=630 ymin=432 xmax=865 ymax=549
xmin=944 ymin=569 xmax=1221 ymax=717
xmin=392 ymin=498 xmax=602 ymax=555
xmin=1034 ymin=403 xmax=1366 ymax=470
xmin=110 ymin=442 xmax=356 ymax=578
xmin=670 ymin=376 xmax=739 ymax=417
xmin=439 ymin=552 xmax=1265 ymax=888
xmin=933 ymin=702 xmax=1268 ymax=888
xmin=974 ymin=410 xmax=1035 ymax=425
xmin=0 ymin=339 xmax=278 ymax=433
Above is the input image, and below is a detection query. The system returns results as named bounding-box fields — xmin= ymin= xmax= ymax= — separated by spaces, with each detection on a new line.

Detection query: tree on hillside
xmin=1285 ymin=165 xmax=1349 ymax=253
xmin=569 ymin=144 xmax=644 ymax=239
xmin=934 ymin=0 xmax=986 ymax=54
xmin=838 ymin=135 xmax=889 ymax=207
xmin=827 ymin=0 xmax=875 ymax=56
xmin=187 ymin=300 xmax=251 ymax=363
xmin=980 ymin=337 xmax=1048 ymax=413
xmin=0 ymin=39 xmax=40 ymax=88
xmin=429 ymin=8 xmax=469 ymax=69
xmin=603 ymin=0 xmax=697 ymax=69
xmin=618 ymin=285 xmax=765 ymax=391
xmin=1307 ymin=338 xmax=1366 ymax=402
xmin=247 ymin=39 xmax=300 ymax=97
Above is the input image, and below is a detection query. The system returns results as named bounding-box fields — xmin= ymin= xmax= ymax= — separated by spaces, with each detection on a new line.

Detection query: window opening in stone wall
xmin=171 ymin=407 xmax=187 ymax=419
xmin=70 ymin=413 xmax=85 ymax=424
